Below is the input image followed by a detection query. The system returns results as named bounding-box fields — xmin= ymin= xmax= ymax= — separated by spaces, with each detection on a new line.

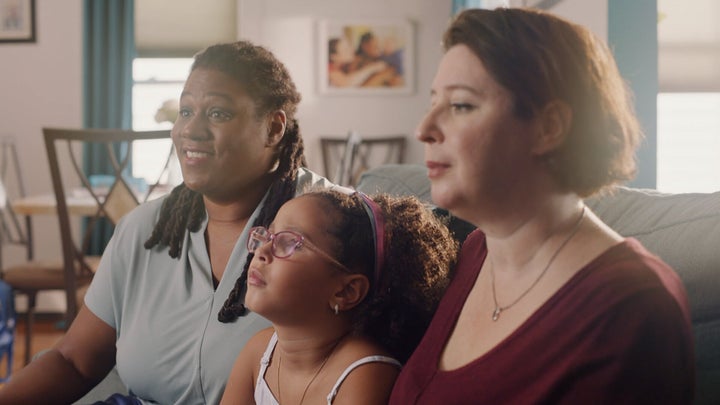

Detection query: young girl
xmin=220 ymin=189 xmax=458 ymax=404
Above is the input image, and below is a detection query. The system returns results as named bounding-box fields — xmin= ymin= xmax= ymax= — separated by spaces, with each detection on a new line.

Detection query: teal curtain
xmin=452 ymin=0 xmax=484 ymax=14
xmin=82 ymin=0 xmax=135 ymax=254
xmin=608 ymin=0 xmax=658 ymax=189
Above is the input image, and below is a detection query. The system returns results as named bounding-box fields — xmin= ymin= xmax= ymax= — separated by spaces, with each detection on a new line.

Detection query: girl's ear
xmin=266 ymin=109 xmax=287 ymax=147
xmin=531 ymin=100 xmax=572 ymax=156
xmin=330 ymin=274 xmax=370 ymax=313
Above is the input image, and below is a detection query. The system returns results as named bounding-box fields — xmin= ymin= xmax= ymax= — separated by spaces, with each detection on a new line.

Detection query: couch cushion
xmin=356 ymin=164 xmax=432 ymax=202
xmin=586 ymin=187 xmax=720 ymax=324
xmin=586 ymin=187 xmax=720 ymax=375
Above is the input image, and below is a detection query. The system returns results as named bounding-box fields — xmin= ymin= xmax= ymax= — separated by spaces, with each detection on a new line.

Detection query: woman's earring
xmin=334 ymin=303 xmax=339 ymax=316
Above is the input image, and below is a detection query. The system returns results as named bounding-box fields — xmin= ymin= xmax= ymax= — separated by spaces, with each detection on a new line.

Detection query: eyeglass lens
xmin=248 ymin=227 xmax=302 ymax=259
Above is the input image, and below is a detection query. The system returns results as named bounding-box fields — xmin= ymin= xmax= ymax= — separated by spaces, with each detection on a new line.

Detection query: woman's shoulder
xmin=104 ymin=197 xmax=167 ymax=246
xmin=116 ymin=196 xmax=166 ymax=230
xmin=568 ymin=238 xmax=693 ymax=329
xmin=295 ymin=167 xmax=334 ymax=195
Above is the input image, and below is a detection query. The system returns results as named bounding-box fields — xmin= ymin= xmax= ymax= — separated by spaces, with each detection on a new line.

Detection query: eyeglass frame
xmin=247 ymin=226 xmax=351 ymax=272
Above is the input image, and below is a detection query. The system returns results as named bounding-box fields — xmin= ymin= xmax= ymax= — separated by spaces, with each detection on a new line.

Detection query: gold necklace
xmin=490 ymin=206 xmax=585 ymax=321
xmin=276 ymin=335 xmax=344 ymax=404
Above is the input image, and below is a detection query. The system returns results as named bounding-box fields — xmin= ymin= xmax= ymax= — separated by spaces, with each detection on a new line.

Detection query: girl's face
xmin=172 ymin=68 xmax=280 ymax=202
xmin=244 ymin=195 xmax=348 ymax=325
xmin=416 ymin=44 xmax=538 ymax=224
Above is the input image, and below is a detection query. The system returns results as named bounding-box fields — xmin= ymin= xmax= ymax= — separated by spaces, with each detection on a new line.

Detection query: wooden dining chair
xmin=320 ymin=134 xmax=406 ymax=186
xmin=43 ymin=126 xmax=173 ymax=316
xmin=27 ymin=127 xmax=172 ymax=361
xmin=0 ymin=137 xmax=66 ymax=365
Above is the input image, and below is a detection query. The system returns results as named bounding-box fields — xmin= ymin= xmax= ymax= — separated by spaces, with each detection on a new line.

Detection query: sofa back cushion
xmin=587 ymin=187 xmax=720 ymax=404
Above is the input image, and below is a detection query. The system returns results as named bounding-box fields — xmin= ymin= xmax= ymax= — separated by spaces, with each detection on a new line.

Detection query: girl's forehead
xmin=274 ymin=195 xmax=341 ymax=246
xmin=275 ymin=195 xmax=329 ymax=227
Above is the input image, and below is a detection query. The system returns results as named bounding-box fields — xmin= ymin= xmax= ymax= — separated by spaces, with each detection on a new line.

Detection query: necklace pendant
xmin=492 ymin=307 xmax=501 ymax=321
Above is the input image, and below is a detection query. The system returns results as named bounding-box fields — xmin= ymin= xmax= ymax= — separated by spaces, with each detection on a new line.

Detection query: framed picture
xmin=318 ymin=18 xmax=414 ymax=95
xmin=0 ymin=0 xmax=35 ymax=43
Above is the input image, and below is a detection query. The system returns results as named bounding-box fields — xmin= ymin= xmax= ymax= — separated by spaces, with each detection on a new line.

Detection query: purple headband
xmin=330 ymin=186 xmax=386 ymax=292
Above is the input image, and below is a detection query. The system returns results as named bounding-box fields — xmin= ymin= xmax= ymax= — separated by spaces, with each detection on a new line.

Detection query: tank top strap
xmin=256 ymin=332 xmax=279 ymax=391
xmin=253 ymin=332 xmax=281 ymax=405
xmin=326 ymin=355 xmax=402 ymax=404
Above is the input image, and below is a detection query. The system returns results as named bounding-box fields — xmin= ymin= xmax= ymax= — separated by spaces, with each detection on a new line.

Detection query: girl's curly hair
xmin=309 ymin=190 xmax=459 ymax=363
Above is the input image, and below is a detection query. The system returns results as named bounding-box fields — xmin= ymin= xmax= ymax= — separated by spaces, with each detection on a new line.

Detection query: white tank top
xmin=254 ymin=332 xmax=402 ymax=404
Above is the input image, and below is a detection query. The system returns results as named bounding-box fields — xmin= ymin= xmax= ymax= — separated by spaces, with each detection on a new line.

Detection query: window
xmin=656 ymin=0 xmax=720 ymax=193
xmin=657 ymin=93 xmax=720 ymax=193
xmin=131 ymin=58 xmax=192 ymax=186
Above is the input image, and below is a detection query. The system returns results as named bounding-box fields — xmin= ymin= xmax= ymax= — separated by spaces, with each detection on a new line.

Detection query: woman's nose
xmin=415 ymin=107 xmax=442 ymax=144
xmin=176 ymin=113 xmax=211 ymax=141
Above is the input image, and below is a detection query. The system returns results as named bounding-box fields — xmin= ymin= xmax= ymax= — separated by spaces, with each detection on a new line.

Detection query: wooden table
xmin=11 ymin=187 xmax=170 ymax=217
xmin=11 ymin=194 xmax=98 ymax=216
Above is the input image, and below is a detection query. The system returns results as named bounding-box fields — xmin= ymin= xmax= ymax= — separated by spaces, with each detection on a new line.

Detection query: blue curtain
xmin=608 ymin=0 xmax=658 ymax=189
xmin=452 ymin=0 xmax=483 ymax=14
xmin=454 ymin=0 xmax=509 ymax=14
xmin=82 ymin=0 xmax=135 ymax=254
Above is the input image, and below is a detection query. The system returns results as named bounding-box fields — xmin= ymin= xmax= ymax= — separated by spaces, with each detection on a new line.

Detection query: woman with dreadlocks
xmin=0 ymin=41 xmax=331 ymax=405
xmin=220 ymin=189 xmax=457 ymax=405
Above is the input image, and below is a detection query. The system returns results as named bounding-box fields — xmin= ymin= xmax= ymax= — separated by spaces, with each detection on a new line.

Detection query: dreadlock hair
xmin=310 ymin=190 xmax=458 ymax=363
xmin=141 ymin=41 xmax=306 ymax=322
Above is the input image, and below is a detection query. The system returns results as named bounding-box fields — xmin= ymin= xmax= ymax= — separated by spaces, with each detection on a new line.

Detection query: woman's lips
xmin=179 ymin=147 xmax=214 ymax=166
xmin=184 ymin=150 xmax=211 ymax=159
xmin=426 ymin=161 xmax=450 ymax=178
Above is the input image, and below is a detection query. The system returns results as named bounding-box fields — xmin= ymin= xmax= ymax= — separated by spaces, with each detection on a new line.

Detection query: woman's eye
xmin=208 ymin=109 xmax=232 ymax=121
xmin=178 ymin=108 xmax=192 ymax=118
xmin=450 ymin=103 xmax=474 ymax=112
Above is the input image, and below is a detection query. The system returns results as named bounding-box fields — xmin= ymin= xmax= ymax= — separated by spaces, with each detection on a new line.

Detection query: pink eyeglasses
xmin=247 ymin=226 xmax=350 ymax=272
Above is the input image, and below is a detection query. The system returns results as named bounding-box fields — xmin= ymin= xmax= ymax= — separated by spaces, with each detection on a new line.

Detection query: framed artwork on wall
xmin=0 ymin=0 xmax=35 ymax=43
xmin=318 ymin=18 xmax=414 ymax=95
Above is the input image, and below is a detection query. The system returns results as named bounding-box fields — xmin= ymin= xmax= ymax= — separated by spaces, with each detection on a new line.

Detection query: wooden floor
xmin=2 ymin=314 xmax=66 ymax=379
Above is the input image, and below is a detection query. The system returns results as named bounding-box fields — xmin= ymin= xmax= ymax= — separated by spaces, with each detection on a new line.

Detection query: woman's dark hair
xmin=143 ymin=41 xmax=306 ymax=322
xmin=310 ymin=190 xmax=458 ymax=363
xmin=444 ymin=8 xmax=642 ymax=196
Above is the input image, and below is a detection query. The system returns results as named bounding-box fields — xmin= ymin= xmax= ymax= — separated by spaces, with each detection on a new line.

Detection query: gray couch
xmin=356 ymin=163 xmax=720 ymax=405
xmin=79 ymin=163 xmax=719 ymax=404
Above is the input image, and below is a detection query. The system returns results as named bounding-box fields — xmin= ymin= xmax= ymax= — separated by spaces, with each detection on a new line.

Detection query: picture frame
xmin=318 ymin=18 xmax=414 ymax=95
xmin=0 ymin=0 xmax=35 ymax=43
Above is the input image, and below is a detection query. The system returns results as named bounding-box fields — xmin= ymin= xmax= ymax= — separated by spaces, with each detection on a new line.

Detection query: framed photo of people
xmin=0 ymin=0 xmax=35 ymax=43
xmin=318 ymin=18 xmax=414 ymax=95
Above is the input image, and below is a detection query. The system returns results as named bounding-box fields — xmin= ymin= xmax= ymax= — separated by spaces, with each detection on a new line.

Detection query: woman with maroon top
xmin=389 ymin=7 xmax=695 ymax=404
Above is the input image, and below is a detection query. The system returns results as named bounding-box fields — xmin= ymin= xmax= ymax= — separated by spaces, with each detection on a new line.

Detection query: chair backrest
xmin=320 ymin=134 xmax=406 ymax=186
xmin=43 ymin=127 xmax=173 ymax=321
xmin=0 ymin=137 xmax=32 ymax=269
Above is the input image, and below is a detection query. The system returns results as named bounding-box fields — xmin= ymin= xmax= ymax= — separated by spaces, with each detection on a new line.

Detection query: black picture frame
xmin=0 ymin=0 xmax=35 ymax=43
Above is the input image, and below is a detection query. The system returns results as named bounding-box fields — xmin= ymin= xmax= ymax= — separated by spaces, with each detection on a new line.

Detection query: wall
xmin=237 ymin=0 xmax=450 ymax=172
xmin=237 ymin=0 xmax=608 ymax=172
xmin=0 ymin=0 xmax=82 ymax=311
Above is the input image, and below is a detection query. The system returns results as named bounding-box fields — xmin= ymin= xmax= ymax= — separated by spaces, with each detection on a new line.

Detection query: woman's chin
xmin=430 ymin=185 xmax=457 ymax=211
